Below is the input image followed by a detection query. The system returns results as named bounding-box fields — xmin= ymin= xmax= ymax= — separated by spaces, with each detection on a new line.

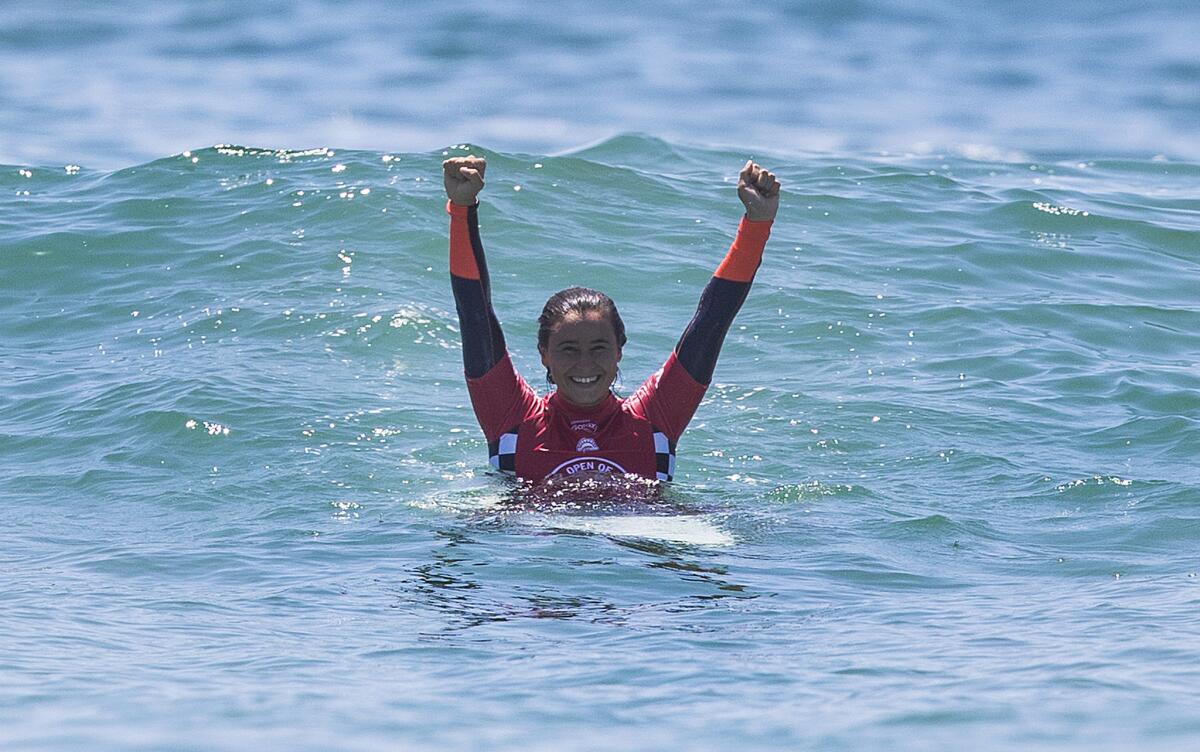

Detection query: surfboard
xmin=525 ymin=512 xmax=734 ymax=546
xmin=431 ymin=477 xmax=734 ymax=546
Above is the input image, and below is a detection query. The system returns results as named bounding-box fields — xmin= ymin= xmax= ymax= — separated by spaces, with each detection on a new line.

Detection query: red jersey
xmin=467 ymin=350 xmax=705 ymax=482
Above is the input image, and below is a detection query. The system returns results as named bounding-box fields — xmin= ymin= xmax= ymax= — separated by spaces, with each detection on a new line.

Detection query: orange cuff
xmin=714 ymin=215 xmax=772 ymax=282
xmin=448 ymin=200 xmax=480 ymax=279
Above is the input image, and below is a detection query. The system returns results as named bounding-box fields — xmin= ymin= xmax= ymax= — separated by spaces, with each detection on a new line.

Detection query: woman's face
xmin=539 ymin=310 xmax=623 ymax=407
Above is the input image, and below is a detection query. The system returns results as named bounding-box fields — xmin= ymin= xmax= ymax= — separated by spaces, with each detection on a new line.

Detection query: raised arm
xmin=674 ymin=161 xmax=780 ymax=384
xmin=444 ymin=156 xmax=506 ymax=378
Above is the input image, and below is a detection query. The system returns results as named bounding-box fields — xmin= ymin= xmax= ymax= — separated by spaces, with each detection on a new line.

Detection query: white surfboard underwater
xmin=420 ymin=475 xmax=735 ymax=547
xmin=529 ymin=511 xmax=734 ymax=546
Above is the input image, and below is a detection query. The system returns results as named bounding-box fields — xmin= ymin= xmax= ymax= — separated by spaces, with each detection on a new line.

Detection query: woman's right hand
xmin=443 ymin=156 xmax=487 ymax=206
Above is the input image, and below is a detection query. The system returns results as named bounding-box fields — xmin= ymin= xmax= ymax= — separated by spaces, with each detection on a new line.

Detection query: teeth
xmin=571 ymin=376 xmax=599 ymax=384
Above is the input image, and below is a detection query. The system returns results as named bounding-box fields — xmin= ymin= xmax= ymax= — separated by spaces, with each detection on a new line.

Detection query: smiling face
xmin=539 ymin=310 xmax=623 ymax=407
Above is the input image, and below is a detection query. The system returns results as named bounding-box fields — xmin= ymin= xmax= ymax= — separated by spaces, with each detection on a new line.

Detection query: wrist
xmin=744 ymin=211 xmax=775 ymax=223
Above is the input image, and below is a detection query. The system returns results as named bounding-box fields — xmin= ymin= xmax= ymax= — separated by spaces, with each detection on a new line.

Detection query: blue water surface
xmin=1 ymin=0 xmax=1198 ymax=166
xmin=2 ymin=2 xmax=1199 ymax=751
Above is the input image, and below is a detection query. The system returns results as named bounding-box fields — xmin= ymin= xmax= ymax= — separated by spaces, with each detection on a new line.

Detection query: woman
xmin=444 ymin=156 xmax=779 ymax=483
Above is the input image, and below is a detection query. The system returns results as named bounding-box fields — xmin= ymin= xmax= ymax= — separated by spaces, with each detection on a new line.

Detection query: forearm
xmin=674 ymin=215 xmax=773 ymax=384
xmin=448 ymin=200 xmax=507 ymax=377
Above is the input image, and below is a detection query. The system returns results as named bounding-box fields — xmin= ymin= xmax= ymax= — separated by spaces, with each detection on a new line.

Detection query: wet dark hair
xmin=538 ymin=287 xmax=627 ymax=351
xmin=537 ymin=287 xmax=627 ymax=384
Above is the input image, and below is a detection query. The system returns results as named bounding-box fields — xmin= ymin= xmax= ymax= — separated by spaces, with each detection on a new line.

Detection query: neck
xmin=552 ymin=390 xmax=614 ymax=411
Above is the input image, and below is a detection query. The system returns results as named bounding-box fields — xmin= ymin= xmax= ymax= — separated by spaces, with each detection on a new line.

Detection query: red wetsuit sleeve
xmin=448 ymin=200 xmax=507 ymax=378
xmin=674 ymin=216 xmax=773 ymax=385
xmin=715 ymin=216 xmax=773 ymax=282
xmin=448 ymin=200 xmax=480 ymax=279
xmin=465 ymin=352 xmax=540 ymax=442
xmin=625 ymin=351 xmax=709 ymax=442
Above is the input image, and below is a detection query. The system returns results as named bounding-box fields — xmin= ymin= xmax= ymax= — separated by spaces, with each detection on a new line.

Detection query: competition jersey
xmin=466 ymin=350 xmax=704 ymax=482
xmin=447 ymin=200 xmax=771 ymax=483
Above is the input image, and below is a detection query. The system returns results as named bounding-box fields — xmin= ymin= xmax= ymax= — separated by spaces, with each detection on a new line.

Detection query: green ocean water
xmin=3 ymin=137 xmax=1199 ymax=750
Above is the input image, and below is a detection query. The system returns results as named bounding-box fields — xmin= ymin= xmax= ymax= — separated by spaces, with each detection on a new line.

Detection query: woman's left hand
xmin=737 ymin=161 xmax=781 ymax=222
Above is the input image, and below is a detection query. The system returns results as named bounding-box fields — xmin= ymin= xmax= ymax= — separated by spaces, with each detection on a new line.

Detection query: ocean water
xmin=2 ymin=0 xmax=1199 ymax=166
xmin=3 ymin=3 xmax=1200 ymax=752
